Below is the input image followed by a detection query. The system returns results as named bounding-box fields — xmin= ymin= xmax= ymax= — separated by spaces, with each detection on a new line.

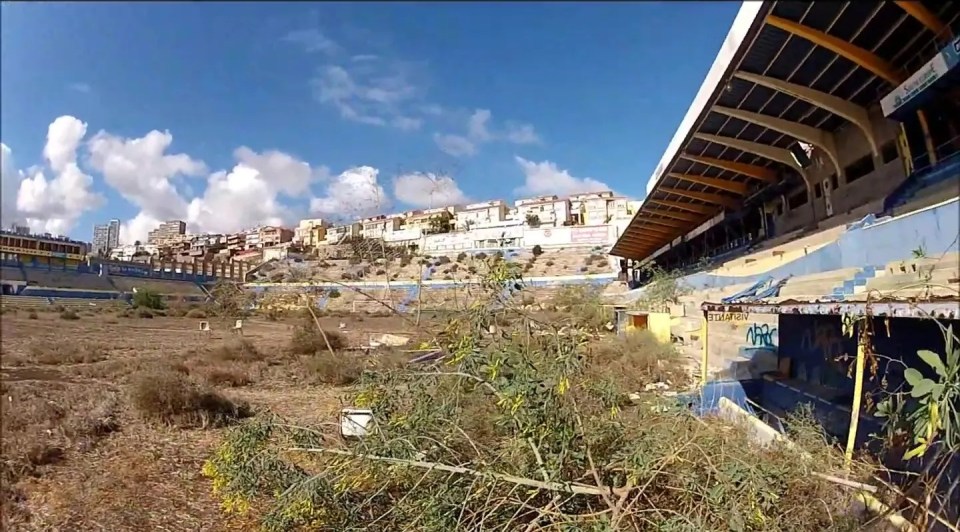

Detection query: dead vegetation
xmin=199 ymin=260 xmax=883 ymax=531
xmin=129 ymin=368 xmax=251 ymax=428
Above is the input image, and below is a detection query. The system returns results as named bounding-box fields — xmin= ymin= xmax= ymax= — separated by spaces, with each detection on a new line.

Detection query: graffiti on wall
xmin=745 ymin=323 xmax=778 ymax=348
xmin=800 ymin=322 xmax=847 ymax=360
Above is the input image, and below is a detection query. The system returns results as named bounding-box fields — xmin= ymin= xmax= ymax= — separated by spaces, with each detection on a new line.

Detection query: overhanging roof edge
xmin=643 ymin=1 xmax=772 ymax=198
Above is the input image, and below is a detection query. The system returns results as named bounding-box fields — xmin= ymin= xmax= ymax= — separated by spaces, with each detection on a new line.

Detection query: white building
xmin=361 ymin=214 xmax=403 ymax=239
xmin=293 ymin=218 xmax=330 ymax=247
xmin=109 ymin=243 xmax=157 ymax=262
xmin=569 ymin=191 xmax=631 ymax=226
xmin=456 ymin=200 xmax=509 ymax=230
xmin=325 ymin=223 xmax=362 ymax=245
xmin=514 ymin=195 xmax=571 ymax=227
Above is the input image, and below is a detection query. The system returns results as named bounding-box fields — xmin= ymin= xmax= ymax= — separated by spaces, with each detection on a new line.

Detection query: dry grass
xmin=586 ymin=330 xmax=690 ymax=392
xmin=59 ymin=309 xmax=80 ymax=321
xmin=289 ymin=318 xmax=347 ymax=355
xmin=128 ymin=368 xmax=252 ymax=428
xmin=0 ymin=308 xmax=431 ymax=528
xmin=209 ymin=338 xmax=264 ymax=362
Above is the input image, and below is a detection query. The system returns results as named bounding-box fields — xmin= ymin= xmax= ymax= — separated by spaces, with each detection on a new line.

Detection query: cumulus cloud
xmin=87 ymin=128 xmax=207 ymax=239
xmin=435 ymin=109 xmax=541 ymax=157
xmin=9 ymin=116 xmax=104 ymax=235
xmin=186 ymin=165 xmax=287 ymax=235
xmin=514 ymin=156 xmax=610 ymax=197
xmin=1 ymin=143 xmax=25 ymax=228
xmin=393 ymin=172 xmax=469 ymax=208
xmin=310 ymin=166 xmax=389 ymax=219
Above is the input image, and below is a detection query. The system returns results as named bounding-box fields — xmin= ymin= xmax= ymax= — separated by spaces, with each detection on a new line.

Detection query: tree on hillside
xmin=525 ymin=214 xmax=541 ymax=228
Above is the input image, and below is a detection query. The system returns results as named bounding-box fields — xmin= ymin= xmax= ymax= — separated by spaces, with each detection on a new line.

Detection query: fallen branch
xmin=285 ymin=447 xmax=632 ymax=497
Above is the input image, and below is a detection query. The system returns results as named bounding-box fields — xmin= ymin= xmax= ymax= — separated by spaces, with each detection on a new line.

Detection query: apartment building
xmin=259 ymin=226 xmax=294 ymax=248
xmin=514 ymin=195 xmax=571 ymax=227
xmin=361 ymin=214 xmax=403 ymax=239
xmin=456 ymin=200 xmax=508 ymax=230
xmin=569 ymin=191 xmax=631 ymax=226
xmin=147 ymin=220 xmax=187 ymax=245
xmin=92 ymin=218 xmax=120 ymax=256
xmin=226 ymin=232 xmax=246 ymax=253
xmin=403 ymin=206 xmax=457 ymax=234
xmin=293 ymin=218 xmax=330 ymax=247
xmin=324 ymin=223 xmax=362 ymax=245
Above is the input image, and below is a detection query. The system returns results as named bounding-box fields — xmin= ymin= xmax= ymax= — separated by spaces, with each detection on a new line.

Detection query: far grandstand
xmin=0 ymin=229 xmax=248 ymax=308
xmin=611 ymin=1 xmax=959 ymax=284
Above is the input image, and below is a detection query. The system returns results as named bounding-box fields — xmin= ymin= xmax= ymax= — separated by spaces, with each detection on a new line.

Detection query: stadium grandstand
xmin=0 ymin=229 xmax=248 ymax=305
xmin=611 ymin=1 xmax=960 ymax=279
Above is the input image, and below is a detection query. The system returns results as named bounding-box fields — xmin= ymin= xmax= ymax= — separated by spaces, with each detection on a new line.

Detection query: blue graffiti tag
xmin=745 ymin=323 xmax=778 ymax=348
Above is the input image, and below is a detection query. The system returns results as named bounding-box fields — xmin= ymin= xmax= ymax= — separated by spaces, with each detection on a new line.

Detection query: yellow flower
xmin=556 ymin=376 xmax=570 ymax=396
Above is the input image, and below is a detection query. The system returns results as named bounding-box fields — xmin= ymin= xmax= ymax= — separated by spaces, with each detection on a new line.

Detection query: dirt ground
xmin=0 ymin=308 xmax=420 ymax=531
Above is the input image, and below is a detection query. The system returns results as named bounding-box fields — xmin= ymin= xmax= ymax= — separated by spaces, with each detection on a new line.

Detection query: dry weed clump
xmin=288 ymin=316 xmax=346 ymax=355
xmin=303 ymin=351 xmax=364 ymax=385
xmin=210 ymin=339 xmax=264 ymax=363
xmin=129 ymin=368 xmax=251 ymax=428
xmin=59 ymin=309 xmax=80 ymax=320
xmin=202 ymin=264 xmax=873 ymax=531
xmin=587 ymin=330 xmax=690 ymax=392
xmin=203 ymin=366 xmax=253 ymax=387
xmin=550 ymin=284 xmax=612 ymax=331
xmin=7 ymin=340 xmax=110 ymax=366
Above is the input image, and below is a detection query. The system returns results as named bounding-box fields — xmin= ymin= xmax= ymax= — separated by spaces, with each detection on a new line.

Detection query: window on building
xmin=788 ymin=190 xmax=808 ymax=210
xmin=814 ymin=183 xmax=822 ymax=199
xmin=829 ymin=174 xmax=839 ymax=190
xmin=844 ymin=154 xmax=875 ymax=184
xmin=880 ymin=140 xmax=900 ymax=164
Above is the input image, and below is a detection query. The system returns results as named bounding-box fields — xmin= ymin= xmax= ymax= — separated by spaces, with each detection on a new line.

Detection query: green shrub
xmin=132 ymin=289 xmax=165 ymax=310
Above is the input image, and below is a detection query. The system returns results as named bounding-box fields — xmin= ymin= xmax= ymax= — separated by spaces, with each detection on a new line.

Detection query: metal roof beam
xmin=636 ymin=215 xmax=687 ymax=229
xmin=647 ymin=199 xmax=717 ymax=215
xmin=629 ymin=224 xmax=677 ymax=236
xmin=620 ymin=233 xmax=665 ymax=245
xmin=894 ymin=1 xmax=952 ymax=40
xmin=660 ymin=186 xmax=740 ymax=208
xmin=765 ymin=15 xmax=905 ymax=86
xmin=680 ymin=154 xmax=778 ymax=183
xmin=712 ymin=106 xmax=843 ymax=177
xmin=643 ymin=207 xmax=703 ymax=223
xmin=694 ymin=133 xmax=804 ymax=175
xmin=668 ymin=172 xmax=750 ymax=194
xmin=733 ymin=71 xmax=880 ymax=157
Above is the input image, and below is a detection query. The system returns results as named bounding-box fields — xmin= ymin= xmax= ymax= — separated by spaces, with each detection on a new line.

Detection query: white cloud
xmin=44 ymin=116 xmax=87 ymax=173
xmin=467 ymin=109 xmax=493 ymax=143
xmin=1 ymin=143 xmax=25 ymax=228
xmin=87 ymin=129 xmax=206 ymax=234
xmin=434 ymin=109 xmax=541 ymax=157
xmin=310 ymin=166 xmax=389 ymax=219
xmin=312 ymin=61 xmax=424 ymax=129
xmin=393 ymin=172 xmax=468 ymax=208
xmin=7 ymin=116 xmax=104 ymax=235
xmin=233 ymin=146 xmax=328 ymax=196
xmin=505 ymin=122 xmax=541 ymax=145
xmin=186 ymin=164 xmax=287 ymax=235
xmin=284 ymin=28 xmax=340 ymax=55
xmin=514 ymin=156 xmax=610 ymax=197
xmin=433 ymin=133 xmax=476 ymax=157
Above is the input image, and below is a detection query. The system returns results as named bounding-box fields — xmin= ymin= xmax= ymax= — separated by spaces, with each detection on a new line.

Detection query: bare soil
xmin=0 ymin=309 xmax=415 ymax=530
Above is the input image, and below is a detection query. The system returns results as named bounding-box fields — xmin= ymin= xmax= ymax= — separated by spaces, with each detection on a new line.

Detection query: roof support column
xmin=712 ymin=105 xmax=843 ymax=178
xmin=733 ymin=71 xmax=879 ymax=159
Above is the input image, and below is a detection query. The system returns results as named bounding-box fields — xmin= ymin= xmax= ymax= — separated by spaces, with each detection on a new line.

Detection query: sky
xmin=0 ymin=1 xmax=740 ymax=243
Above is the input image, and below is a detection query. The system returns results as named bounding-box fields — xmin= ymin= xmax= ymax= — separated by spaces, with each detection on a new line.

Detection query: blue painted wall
xmin=678 ymin=198 xmax=959 ymax=291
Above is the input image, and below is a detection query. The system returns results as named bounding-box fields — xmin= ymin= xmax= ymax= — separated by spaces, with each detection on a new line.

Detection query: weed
xmin=203 ymin=367 xmax=253 ymax=388
xmin=27 ymin=311 xmax=38 ymax=320
xmin=59 ymin=310 xmax=80 ymax=321
xmin=185 ymin=308 xmax=207 ymax=319
xmin=132 ymin=289 xmax=165 ymax=310
xmin=129 ymin=369 xmax=251 ymax=428
xmin=303 ymin=351 xmax=364 ymax=385
xmin=210 ymin=339 xmax=264 ymax=362
xmin=289 ymin=318 xmax=346 ymax=355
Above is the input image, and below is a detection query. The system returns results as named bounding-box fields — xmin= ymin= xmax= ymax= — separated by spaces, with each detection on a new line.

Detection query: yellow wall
xmin=625 ymin=311 xmax=672 ymax=344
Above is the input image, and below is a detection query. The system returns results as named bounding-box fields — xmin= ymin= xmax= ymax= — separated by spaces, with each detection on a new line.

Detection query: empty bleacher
xmin=110 ymin=277 xmax=206 ymax=297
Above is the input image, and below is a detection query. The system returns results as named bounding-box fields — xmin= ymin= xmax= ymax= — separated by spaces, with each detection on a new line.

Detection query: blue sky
xmin=0 ymin=1 xmax=739 ymax=242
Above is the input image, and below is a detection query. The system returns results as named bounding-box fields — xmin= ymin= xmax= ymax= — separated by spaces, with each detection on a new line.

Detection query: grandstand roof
xmin=611 ymin=0 xmax=960 ymax=262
